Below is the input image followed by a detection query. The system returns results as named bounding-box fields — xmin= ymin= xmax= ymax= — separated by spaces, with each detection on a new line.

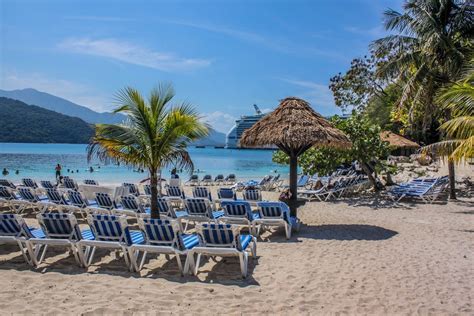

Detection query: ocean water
xmin=0 ymin=143 xmax=288 ymax=185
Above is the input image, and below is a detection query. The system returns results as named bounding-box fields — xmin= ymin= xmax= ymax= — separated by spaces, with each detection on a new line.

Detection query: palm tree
xmin=422 ymin=64 xmax=473 ymax=177
xmin=372 ymin=0 xmax=473 ymax=198
xmin=87 ymin=84 xmax=209 ymax=218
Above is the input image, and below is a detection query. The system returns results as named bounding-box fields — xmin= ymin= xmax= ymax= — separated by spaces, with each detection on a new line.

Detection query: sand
xmin=1 ymin=184 xmax=473 ymax=315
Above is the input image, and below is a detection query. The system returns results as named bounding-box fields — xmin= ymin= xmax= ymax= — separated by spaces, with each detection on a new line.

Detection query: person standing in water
xmin=55 ymin=164 xmax=62 ymax=180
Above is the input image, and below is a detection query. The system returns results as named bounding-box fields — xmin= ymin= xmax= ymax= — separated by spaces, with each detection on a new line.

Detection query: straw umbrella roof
xmin=380 ymin=131 xmax=420 ymax=149
xmin=240 ymin=97 xmax=351 ymax=153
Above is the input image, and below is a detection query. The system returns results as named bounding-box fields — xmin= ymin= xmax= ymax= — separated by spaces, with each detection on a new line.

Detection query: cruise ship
xmin=226 ymin=104 xmax=267 ymax=149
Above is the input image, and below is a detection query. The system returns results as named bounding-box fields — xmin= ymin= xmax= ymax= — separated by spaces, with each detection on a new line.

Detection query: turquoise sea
xmin=0 ymin=143 xmax=288 ymax=184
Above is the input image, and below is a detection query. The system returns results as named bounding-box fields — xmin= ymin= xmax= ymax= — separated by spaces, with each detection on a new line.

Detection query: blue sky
xmin=0 ymin=0 xmax=402 ymax=133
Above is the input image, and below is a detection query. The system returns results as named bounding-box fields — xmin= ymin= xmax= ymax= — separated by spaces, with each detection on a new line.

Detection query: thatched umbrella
xmin=240 ymin=97 xmax=350 ymax=214
xmin=379 ymin=131 xmax=420 ymax=149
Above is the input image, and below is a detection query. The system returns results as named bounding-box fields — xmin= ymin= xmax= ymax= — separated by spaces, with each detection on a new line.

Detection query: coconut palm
xmin=88 ymin=84 xmax=209 ymax=218
xmin=372 ymin=0 xmax=473 ymax=198
xmin=423 ymin=64 xmax=474 ymax=161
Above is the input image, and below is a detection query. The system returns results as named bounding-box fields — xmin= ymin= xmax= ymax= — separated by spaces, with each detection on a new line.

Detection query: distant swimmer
xmin=15 ymin=170 xmax=19 ymax=175
xmin=55 ymin=164 xmax=62 ymax=180
xmin=2 ymin=168 xmax=8 ymax=176
xmin=89 ymin=166 xmax=94 ymax=173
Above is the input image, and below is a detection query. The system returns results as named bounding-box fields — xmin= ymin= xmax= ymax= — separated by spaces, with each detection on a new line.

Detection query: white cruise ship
xmin=226 ymin=104 xmax=267 ymax=148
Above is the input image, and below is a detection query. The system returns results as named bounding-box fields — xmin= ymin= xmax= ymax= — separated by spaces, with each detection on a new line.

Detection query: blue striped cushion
xmin=167 ymin=186 xmax=183 ymax=198
xmin=238 ymin=235 xmax=252 ymax=251
xmin=221 ymin=201 xmax=252 ymax=219
xmin=95 ymin=193 xmax=115 ymax=209
xmin=218 ymin=188 xmax=236 ymax=200
xmin=40 ymin=213 xmax=82 ymax=240
xmin=121 ymin=196 xmax=140 ymax=211
xmin=193 ymin=187 xmax=210 ymax=200
xmin=211 ymin=211 xmax=225 ymax=219
xmin=29 ymin=228 xmax=46 ymax=239
xmin=186 ymin=199 xmax=209 ymax=215
xmin=142 ymin=218 xmax=175 ymax=245
xmin=41 ymin=180 xmax=54 ymax=189
xmin=173 ymin=210 xmax=188 ymax=218
xmin=179 ymin=234 xmax=199 ymax=250
xmin=46 ymin=189 xmax=68 ymax=204
xmin=201 ymin=223 xmax=235 ymax=245
xmin=0 ymin=214 xmax=23 ymax=236
xmin=244 ymin=189 xmax=261 ymax=201
xmin=81 ymin=229 xmax=95 ymax=240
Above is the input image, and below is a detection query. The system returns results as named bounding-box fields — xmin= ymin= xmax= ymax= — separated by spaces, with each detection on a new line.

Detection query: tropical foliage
xmin=88 ymin=84 xmax=208 ymax=218
xmin=423 ymin=64 xmax=474 ymax=161
xmin=272 ymin=115 xmax=390 ymax=189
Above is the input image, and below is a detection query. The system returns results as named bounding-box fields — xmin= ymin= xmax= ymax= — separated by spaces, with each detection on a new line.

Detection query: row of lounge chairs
xmin=386 ymin=176 xmax=449 ymax=203
xmin=0 ymin=212 xmax=257 ymax=277
xmin=299 ymin=174 xmax=369 ymax=201
xmin=185 ymin=174 xmax=236 ymax=186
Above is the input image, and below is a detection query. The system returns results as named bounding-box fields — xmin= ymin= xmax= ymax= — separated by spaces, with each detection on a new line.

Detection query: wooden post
xmin=288 ymin=153 xmax=298 ymax=216
xmin=448 ymin=159 xmax=456 ymax=200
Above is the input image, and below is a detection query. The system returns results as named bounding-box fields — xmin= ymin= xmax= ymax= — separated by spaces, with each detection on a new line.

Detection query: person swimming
xmin=2 ymin=168 xmax=9 ymax=176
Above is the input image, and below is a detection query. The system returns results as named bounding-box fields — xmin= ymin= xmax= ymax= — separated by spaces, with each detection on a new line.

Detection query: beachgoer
xmin=2 ymin=168 xmax=9 ymax=176
xmin=55 ymin=164 xmax=62 ymax=179
xmin=89 ymin=166 xmax=94 ymax=173
xmin=15 ymin=170 xmax=19 ymax=175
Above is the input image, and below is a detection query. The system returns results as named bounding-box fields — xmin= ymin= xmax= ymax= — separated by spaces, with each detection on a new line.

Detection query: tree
xmin=272 ymin=147 xmax=347 ymax=176
xmin=272 ymin=115 xmax=390 ymax=190
xmin=372 ymin=0 xmax=473 ymax=198
xmin=329 ymin=54 xmax=389 ymax=112
xmin=87 ymin=84 xmax=208 ymax=218
xmin=422 ymin=64 xmax=474 ymax=197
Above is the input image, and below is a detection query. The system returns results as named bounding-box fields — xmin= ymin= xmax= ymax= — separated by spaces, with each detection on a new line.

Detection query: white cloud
xmin=202 ymin=111 xmax=237 ymax=134
xmin=277 ymin=78 xmax=339 ymax=115
xmin=0 ymin=71 xmax=112 ymax=112
xmin=58 ymin=38 xmax=212 ymax=72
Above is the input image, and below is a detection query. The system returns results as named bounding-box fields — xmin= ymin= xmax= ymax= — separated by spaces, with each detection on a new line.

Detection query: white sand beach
xmin=0 ymin=185 xmax=472 ymax=315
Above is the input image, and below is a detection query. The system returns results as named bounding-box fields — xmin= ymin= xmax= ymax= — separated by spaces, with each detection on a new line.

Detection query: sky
xmin=0 ymin=0 xmax=403 ymax=133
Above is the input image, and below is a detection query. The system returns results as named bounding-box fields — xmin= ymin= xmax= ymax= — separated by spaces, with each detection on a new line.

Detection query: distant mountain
xmin=192 ymin=128 xmax=226 ymax=146
xmin=0 ymin=97 xmax=94 ymax=143
xmin=0 ymin=88 xmax=124 ymax=124
xmin=0 ymin=88 xmax=227 ymax=146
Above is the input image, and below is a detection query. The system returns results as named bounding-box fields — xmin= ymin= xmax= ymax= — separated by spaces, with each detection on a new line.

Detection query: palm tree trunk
xmin=150 ymin=168 xmax=160 ymax=219
xmin=360 ymin=162 xmax=383 ymax=191
xmin=448 ymin=159 xmax=456 ymax=199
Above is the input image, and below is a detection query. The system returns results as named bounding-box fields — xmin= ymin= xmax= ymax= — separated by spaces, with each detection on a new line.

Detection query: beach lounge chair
xmin=64 ymin=178 xmax=78 ymax=190
xmin=40 ymin=180 xmax=55 ymax=190
xmin=67 ymin=190 xmax=98 ymax=216
xmin=193 ymin=186 xmax=212 ymax=200
xmin=243 ymin=189 xmax=262 ymax=202
xmin=22 ymin=178 xmax=38 ymax=189
xmin=156 ymin=197 xmax=188 ymax=220
xmin=76 ymin=214 xmax=144 ymax=269
xmin=44 ymin=188 xmax=71 ymax=211
xmin=94 ymin=192 xmax=120 ymax=212
xmin=220 ymin=200 xmax=259 ymax=233
xmin=0 ymin=186 xmax=29 ymax=213
xmin=128 ymin=217 xmax=199 ymax=274
xmin=217 ymin=188 xmax=236 ymax=201
xmin=28 ymin=212 xmax=94 ymax=266
xmin=388 ymin=176 xmax=449 ymax=203
xmin=119 ymin=195 xmax=150 ymax=217
xmin=142 ymin=184 xmax=152 ymax=196
xmin=214 ymin=174 xmax=224 ymax=185
xmin=84 ymin=179 xmax=98 ymax=185
xmin=123 ymin=183 xmax=140 ymax=196
xmin=166 ymin=186 xmax=185 ymax=208
xmin=0 ymin=179 xmax=16 ymax=189
xmin=225 ymin=174 xmax=236 ymax=185
xmin=186 ymin=174 xmax=199 ymax=186
xmin=254 ymin=201 xmax=300 ymax=239
xmin=184 ymin=198 xmax=224 ymax=225
xmin=201 ymin=174 xmax=213 ymax=186
xmin=0 ymin=213 xmax=45 ymax=265
xmin=189 ymin=223 xmax=257 ymax=277
xmin=18 ymin=187 xmax=49 ymax=213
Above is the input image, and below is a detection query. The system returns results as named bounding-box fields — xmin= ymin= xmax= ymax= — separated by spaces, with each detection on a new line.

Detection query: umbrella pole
xmin=289 ymin=154 xmax=298 ymax=217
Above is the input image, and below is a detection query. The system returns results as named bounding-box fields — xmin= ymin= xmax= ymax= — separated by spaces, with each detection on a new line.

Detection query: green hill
xmin=0 ymin=97 xmax=94 ymax=143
